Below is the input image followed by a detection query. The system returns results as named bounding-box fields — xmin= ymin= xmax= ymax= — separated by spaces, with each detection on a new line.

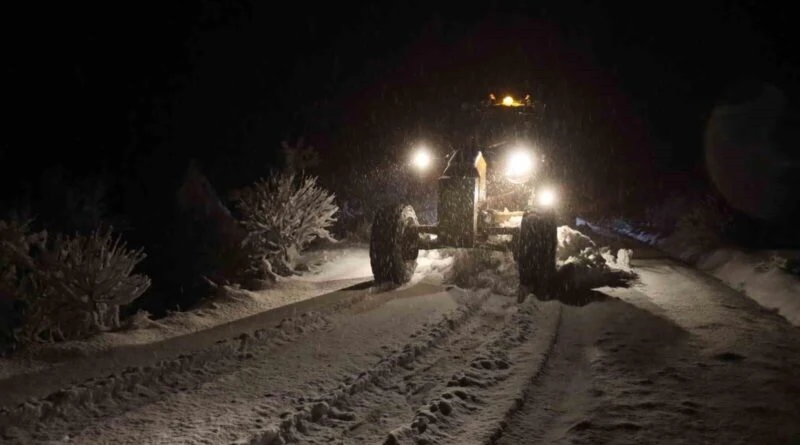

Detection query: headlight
xmin=505 ymin=149 xmax=535 ymax=180
xmin=537 ymin=187 xmax=557 ymax=207
xmin=411 ymin=147 xmax=432 ymax=170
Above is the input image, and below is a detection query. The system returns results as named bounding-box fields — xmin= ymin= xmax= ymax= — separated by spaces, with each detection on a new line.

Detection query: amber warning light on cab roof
xmin=489 ymin=93 xmax=532 ymax=107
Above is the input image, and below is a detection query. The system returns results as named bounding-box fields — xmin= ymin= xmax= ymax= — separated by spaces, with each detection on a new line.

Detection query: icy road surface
xmin=1 ymin=234 xmax=799 ymax=444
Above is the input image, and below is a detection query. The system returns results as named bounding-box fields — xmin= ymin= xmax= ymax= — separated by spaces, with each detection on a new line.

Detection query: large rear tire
xmin=518 ymin=209 xmax=557 ymax=299
xmin=370 ymin=204 xmax=419 ymax=284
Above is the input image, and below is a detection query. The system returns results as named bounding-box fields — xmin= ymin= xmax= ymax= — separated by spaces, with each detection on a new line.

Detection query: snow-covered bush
xmin=234 ymin=173 xmax=338 ymax=277
xmin=1 ymin=221 xmax=150 ymax=344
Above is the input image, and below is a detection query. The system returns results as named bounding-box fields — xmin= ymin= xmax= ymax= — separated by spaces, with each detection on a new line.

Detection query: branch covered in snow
xmin=2 ymin=222 xmax=151 ymax=344
xmin=38 ymin=227 xmax=150 ymax=331
xmin=234 ymin=172 xmax=338 ymax=277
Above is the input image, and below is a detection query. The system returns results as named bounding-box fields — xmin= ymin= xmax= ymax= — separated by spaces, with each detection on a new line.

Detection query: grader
xmin=369 ymin=93 xmax=561 ymax=297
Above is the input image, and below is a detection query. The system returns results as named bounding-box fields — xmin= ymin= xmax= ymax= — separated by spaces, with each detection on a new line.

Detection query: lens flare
xmin=505 ymin=150 xmax=535 ymax=179
xmin=412 ymin=148 xmax=432 ymax=170
xmin=537 ymin=188 xmax=557 ymax=207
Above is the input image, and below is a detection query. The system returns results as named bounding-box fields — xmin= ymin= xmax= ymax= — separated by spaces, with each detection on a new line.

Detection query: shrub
xmin=0 ymin=221 xmax=150 ymax=345
xmin=234 ymin=172 xmax=338 ymax=277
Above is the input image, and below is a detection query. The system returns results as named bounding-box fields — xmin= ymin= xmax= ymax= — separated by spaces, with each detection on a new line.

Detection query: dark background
xmin=2 ymin=0 xmax=797 ymax=223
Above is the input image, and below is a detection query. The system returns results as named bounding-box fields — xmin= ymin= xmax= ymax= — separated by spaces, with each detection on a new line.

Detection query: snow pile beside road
xmin=15 ymin=280 xmax=352 ymax=359
xmin=586 ymin=218 xmax=800 ymax=326
xmin=557 ymin=225 xmax=632 ymax=271
xmin=554 ymin=225 xmax=637 ymax=293
xmin=0 ymin=250 xmax=369 ymax=379
xmin=696 ymin=249 xmax=800 ymax=326
xmin=557 ymin=225 xmax=597 ymax=262
xmin=291 ymin=246 xmax=373 ymax=282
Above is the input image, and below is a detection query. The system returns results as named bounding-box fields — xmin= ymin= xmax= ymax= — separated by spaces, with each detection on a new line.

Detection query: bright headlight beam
xmin=505 ymin=150 xmax=535 ymax=178
xmin=537 ymin=188 xmax=557 ymax=207
xmin=412 ymin=148 xmax=432 ymax=170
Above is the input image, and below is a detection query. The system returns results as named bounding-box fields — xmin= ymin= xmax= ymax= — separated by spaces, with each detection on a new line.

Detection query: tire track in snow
xmin=7 ymin=286 xmax=485 ymax=445
xmin=0 ymin=281 xmax=448 ymax=444
xmin=379 ymin=299 xmax=562 ymax=445
xmin=1 ymin=312 xmax=333 ymax=444
xmin=236 ymin=288 xmax=494 ymax=445
xmin=293 ymin=293 xmax=515 ymax=444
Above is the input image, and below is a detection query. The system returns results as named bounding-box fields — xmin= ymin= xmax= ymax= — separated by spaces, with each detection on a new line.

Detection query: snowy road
xmin=1 ymin=233 xmax=799 ymax=444
xmin=496 ymin=259 xmax=800 ymax=445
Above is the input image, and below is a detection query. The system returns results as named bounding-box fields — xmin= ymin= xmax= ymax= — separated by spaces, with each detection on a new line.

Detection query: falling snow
xmin=1 ymin=226 xmax=799 ymax=445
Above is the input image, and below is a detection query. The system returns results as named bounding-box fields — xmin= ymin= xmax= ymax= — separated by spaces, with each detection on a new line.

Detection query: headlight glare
xmin=505 ymin=150 xmax=535 ymax=180
xmin=537 ymin=187 xmax=557 ymax=207
xmin=411 ymin=148 xmax=432 ymax=170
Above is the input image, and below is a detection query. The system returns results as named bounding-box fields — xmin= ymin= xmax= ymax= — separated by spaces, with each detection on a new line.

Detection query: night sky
xmin=3 ymin=0 xmax=797 ymax=214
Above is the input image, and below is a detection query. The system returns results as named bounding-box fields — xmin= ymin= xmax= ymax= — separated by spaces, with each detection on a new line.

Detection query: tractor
xmin=369 ymin=93 xmax=561 ymax=298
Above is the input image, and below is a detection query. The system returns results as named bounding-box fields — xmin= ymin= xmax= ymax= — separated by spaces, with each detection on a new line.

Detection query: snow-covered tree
xmin=1 ymin=221 xmax=150 ymax=344
xmin=36 ymin=227 xmax=151 ymax=333
xmin=234 ymin=172 xmax=338 ymax=277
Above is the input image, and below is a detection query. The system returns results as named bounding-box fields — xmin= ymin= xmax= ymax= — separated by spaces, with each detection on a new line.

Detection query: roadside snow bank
xmin=697 ymin=249 xmax=800 ymax=326
xmin=0 ymin=249 xmax=369 ymax=380
xmin=584 ymin=218 xmax=800 ymax=326
xmin=291 ymin=247 xmax=373 ymax=282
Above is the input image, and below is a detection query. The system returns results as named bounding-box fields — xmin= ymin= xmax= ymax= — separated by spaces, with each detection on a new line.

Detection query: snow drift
xmin=585 ymin=218 xmax=800 ymax=326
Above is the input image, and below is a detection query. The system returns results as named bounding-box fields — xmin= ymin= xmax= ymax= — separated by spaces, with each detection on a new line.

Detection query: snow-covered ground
xmin=292 ymin=247 xmax=373 ymax=283
xmin=0 ymin=271 xmax=367 ymax=382
xmin=1 ymin=226 xmax=799 ymax=444
xmin=0 ymin=244 xmax=383 ymax=382
xmin=581 ymin=218 xmax=800 ymax=326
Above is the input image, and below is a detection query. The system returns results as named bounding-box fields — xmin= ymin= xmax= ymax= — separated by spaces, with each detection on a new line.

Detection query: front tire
xmin=370 ymin=204 xmax=419 ymax=284
xmin=518 ymin=209 xmax=557 ymax=299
